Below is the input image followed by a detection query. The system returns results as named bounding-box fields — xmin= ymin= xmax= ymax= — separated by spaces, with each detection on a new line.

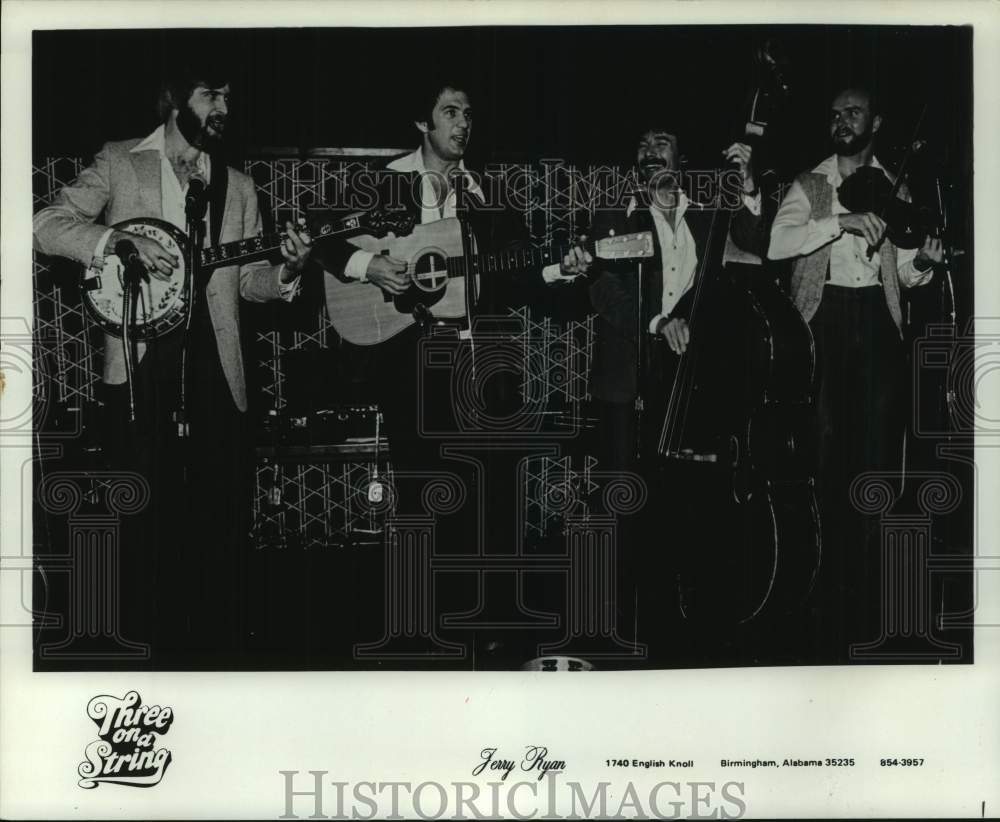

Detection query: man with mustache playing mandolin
xmin=32 ymin=53 xmax=314 ymax=658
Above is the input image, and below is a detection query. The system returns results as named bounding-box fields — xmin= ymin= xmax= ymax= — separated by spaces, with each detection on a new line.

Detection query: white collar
xmin=388 ymin=146 xmax=471 ymax=176
xmin=388 ymin=146 xmax=483 ymax=204
xmin=130 ymin=124 xmax=168 ymax=155
xmin=131 ymin=124 xmax=211 ymax=178
xmin=814 ymin=153 xmax=885 ymax=185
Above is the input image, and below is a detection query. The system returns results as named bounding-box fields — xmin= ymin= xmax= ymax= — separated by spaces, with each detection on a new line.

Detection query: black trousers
xmin=591 ymin=364 xmax=679 ymax=644
xmin=102 ymin=302 xmax=251 ymax=658
xmin=808 ymin=284 xmax=906 ymax=654
xmin=371 ymin=326 xmax=447 ymax=477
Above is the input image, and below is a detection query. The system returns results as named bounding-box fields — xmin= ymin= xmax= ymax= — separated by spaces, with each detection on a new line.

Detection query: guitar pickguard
xmin=392 ymin=243 xmax=453 ymax=315
xmin=330 ymin=219 xmax=473 ymax=344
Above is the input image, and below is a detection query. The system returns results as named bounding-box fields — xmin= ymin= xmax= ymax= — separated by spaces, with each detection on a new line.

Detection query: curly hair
xmin=156 ymin=57 xmax=232 ymax=122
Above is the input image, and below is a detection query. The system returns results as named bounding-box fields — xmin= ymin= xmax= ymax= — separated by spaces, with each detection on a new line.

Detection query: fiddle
xmin=837 ymin=99 xmax=940 ymax=259
xmin=836 ymin=163 xmax=937 ymax=251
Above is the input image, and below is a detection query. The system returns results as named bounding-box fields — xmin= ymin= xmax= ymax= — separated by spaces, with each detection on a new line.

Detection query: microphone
xmin=114 ymin=238 xmax=141 ymax=266
xmin=115 ymin=237 xmax=146 ymax=287
xmin=185 ymin=172 xmax=209 ymax=221
xmin=186 ymin=173 xmax=207 ymax=206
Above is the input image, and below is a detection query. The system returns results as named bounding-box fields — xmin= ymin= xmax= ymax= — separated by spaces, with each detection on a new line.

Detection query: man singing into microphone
xmin=32 ymin=55 xmax=313 ymax=656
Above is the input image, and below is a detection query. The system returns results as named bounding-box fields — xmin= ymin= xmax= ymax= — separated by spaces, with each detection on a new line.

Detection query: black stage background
xmin=34 ymin=26 xmax=971 ymax=174
xmin=31 ymin=25 xmax=975 ymax=671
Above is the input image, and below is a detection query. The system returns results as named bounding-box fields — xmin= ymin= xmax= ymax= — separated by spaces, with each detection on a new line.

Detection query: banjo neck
xmin=198 ymin=211 xmax=377 ymax=271
xmin=81 ymin=208 xmax=415 ymax=342
xmin=198 ymin=232 xmax=287 ymax=270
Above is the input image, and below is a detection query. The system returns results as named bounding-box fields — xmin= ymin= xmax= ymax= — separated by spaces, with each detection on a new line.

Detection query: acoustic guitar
xmin=324 ymin=217 xmax=654 ymax=346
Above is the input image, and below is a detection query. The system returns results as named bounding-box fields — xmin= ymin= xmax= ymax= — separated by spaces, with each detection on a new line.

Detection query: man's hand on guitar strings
xmin=365 ymin=254 xmax=410 ymax=295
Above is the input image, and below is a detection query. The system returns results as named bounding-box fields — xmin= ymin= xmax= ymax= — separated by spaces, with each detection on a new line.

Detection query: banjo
xmin=81 ymin=208 xmax=414 ymax=340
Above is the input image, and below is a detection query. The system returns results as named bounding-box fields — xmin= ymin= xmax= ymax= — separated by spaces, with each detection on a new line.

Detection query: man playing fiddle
xmin=768 ymin=86 xmax=943 ymax=653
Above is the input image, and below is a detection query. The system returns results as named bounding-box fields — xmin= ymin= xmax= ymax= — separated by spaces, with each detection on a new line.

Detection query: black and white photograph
xmin=2 ymin=1 xmax=999 ymax=818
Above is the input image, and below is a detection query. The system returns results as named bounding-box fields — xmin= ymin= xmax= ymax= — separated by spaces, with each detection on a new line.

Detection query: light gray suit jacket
xmin=32 ymin=138 xmax=286 ymax=411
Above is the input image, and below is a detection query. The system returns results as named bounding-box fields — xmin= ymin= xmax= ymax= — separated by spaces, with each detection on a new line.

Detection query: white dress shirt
xmin=616 ymin=194 xmax=700 ymax=333
xmin=543 ymin=188 xmax=759 ymax=334
xmin=343 ymin=147 xmax=484 ymax=280
xmin=768 ymin=154 xmax=932 ymax=289
xmin=541 ymin=193 xmax=700 ymax=329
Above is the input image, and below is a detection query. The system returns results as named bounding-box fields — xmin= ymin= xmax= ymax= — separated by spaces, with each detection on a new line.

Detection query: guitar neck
xmin=446 ymin=239 xmax=596 ymax=277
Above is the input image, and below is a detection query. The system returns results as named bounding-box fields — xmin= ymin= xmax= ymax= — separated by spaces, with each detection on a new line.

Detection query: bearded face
xmin=175 ymin=83 xmax=230 ymax=152
xmin=634 ymin=129 xmax=682 ymax=208
xmin=636 ymin=130 xmax=678 ymax=183
xmin=832 ymin=118 xmax=875 ymax=155
xmin=830 ymin=90 xmax=880 ymax=158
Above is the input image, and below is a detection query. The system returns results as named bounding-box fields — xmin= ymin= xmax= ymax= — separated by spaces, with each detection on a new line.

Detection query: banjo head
xmin=81 ymin=217 xmax=190 ymax=340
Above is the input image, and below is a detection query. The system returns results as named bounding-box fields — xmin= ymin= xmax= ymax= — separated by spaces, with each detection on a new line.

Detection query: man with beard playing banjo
xmin=32 ymin=54 xmax=314 ymax=658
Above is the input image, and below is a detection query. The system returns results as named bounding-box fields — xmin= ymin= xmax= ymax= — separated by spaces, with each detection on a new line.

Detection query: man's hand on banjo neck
xmin=108 ymin=216 xmax=313 ymax=283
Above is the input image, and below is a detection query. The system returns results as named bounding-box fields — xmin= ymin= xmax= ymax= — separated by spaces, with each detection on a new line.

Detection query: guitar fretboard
xmin=443 ymin=239 xmax=600 ymax=278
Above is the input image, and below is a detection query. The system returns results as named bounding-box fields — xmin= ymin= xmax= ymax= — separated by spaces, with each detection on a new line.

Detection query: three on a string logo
xmin=77 ymin=690 xmax=174 ymax=788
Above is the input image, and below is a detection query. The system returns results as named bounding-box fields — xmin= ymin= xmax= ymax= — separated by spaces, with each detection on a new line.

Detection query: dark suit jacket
xmin=587 ymin=202 xmax=758 ymax=403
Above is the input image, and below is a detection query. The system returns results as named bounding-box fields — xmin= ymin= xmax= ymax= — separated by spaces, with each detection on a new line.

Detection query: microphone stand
xmin=119 ymin=248 xmax=148 ymax=424
xmin=177 ymin=184 xmax=209 ymax=445
xmin=634 ymin=260 xmax=645 ymax=463
xmin=455 ymin=172 xmax=478 ymax=382
xmin=629 ymin=182 xmax=660 ymax=464
xmin=932 ymin=170 xmax=959 ymax=434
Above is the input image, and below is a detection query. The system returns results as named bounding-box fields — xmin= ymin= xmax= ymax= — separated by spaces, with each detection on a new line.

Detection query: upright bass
xmin=657 ymin=41 xmax=822 ymax=624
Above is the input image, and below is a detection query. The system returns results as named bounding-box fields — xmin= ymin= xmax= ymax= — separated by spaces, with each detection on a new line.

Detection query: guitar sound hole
xmin=411 ymin=251 xmax=449 ymax=292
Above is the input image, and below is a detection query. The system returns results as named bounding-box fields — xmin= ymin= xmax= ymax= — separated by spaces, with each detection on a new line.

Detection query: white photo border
xmin=2 ymin=1 xmax=999 ymax=818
